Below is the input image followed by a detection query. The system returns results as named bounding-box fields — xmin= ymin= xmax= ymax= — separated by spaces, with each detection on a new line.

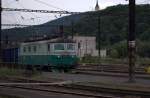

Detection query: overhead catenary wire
xmin=2 ymin=6 xmax=80 ymax=28
xmin=2 ymin=0 xmax=149 ymax=28
xmin=1 ymin=10 xmax=131 ymax=28
xmin=2 ymin=0 xmax=25 ymax=25
xmin=15 ymin=0 xmax=41 ymax=24
xmin=2 ymin=8 xmax=81 ymax=14
xmin=1 ymin=24 xmax=70 ymax=27
xmin=33 ymin=0 xmax=72 ymax=19
xmin=3 ymin=0 xmax=42 ymax=25
xmin=33 ymin=0 xmax=66 ymax=11
xmin=2 ymin=0 xmax=71 ymax=28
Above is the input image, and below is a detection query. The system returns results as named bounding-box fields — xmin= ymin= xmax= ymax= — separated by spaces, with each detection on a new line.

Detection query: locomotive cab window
xmin=67 ymin=44 xmax=75 ymax=50
xmin=28 ymin=46 xmax=31 ymax=52
xmin=47 ymin=44 xmax=50 ymax=51
xmin=23 ymin=47 xmax=26 ymax=53
xmin=33 ymin=46 xmax=36 ymax=52
xmin=54 ymin=43 xmax=64 ymax=50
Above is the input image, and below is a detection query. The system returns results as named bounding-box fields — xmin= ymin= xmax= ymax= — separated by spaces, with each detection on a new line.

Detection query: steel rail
xmin=0 ymin=85 xmax=116 ymax=98
xmin=0 ymin=77 xmax=117 ymax=98
xmin=69 ymin=84 xmax=150 ymax=96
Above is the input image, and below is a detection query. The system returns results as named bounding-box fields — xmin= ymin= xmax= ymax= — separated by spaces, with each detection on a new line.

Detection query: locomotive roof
xmin=50 ymin=38 xmax=75 ymax=43
xmin=23 ymin=36 xmax=59 ymax=43
xmin=21 ymin=37 xmax=75 ymax=45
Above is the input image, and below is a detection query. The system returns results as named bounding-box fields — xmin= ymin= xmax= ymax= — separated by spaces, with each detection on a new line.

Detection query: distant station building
xmin=73 ymin=36 xmax=106 ymax=57
xmin=95 ymin=0 xmax=100 ymax=11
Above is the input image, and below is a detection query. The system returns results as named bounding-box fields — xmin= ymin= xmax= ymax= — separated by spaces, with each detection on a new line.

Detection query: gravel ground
xmin=0 ymin=86 xmax=93 ymax=98
xmin=41 ymin=72 xmax=150 ymax=85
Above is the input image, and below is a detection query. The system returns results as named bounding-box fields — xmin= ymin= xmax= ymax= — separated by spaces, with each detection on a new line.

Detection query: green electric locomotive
xmin=19 ymin=38 xmax=79 ymax=71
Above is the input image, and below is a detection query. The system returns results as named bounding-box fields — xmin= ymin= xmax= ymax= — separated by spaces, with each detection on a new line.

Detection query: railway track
xmin=0 ymin=63 xmax=148 ymax=74
xmin=67 ymin=84 xmax=150 ymax=97
xmin=74 ymin=68 xmax=150 ymax=80
xmin=1 ymin=82 xmax=149 ymax=98
xmin=0 ymin=77 xmax=118 ymax=98
xmin=0 ymin=85 xmax=118 ymax=98
xmin=74 ymin=71 xmax=150 ymax=80
xmin=0 ymin=77 xmax=150 ymax=98
xmin=76 ymin=64 xmax=148 ymax=74
xmin=76 ymin=68 xmax=146 ymax=74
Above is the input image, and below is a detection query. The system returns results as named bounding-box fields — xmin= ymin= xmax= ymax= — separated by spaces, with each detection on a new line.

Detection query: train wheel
xmin=47 ymin=66 xmax=52 ymax=72
xmin=64 ymin=68 xmax=69 ymax=73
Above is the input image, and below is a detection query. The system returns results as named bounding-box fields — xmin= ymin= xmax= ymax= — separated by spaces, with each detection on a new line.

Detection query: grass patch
xmin=80 ymin=56 xmax=128 ymax=65
xmin=136 ymin=57 xmax=150 ymax=66
xmin=75 ymin=81 xmax=150 ymax=92
xmin=0 ymin=67 xmax=23 ymax=77
xmin=0 ymin=94 xmax=22 ymax=98
xmin=80 ymin=56 xmax=150 ymax=66
xmin=0 ymin=67 xmax=41 ymax=78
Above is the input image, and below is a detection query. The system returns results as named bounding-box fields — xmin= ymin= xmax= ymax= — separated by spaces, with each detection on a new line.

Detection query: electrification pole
xmin=98 ymin=15 xmax=102 ymax=71
xmin=71 ymin=21 xmax=74 ymax=39
xmin=0 ymin=0 xmax=2 ymax=63
xmin=98 ymin=15 xmax=101 ymax=58
xmin=128 ymin=0 xmax=136 ymax=82
xmin=59 ymin=25 xmax=64 ymax=38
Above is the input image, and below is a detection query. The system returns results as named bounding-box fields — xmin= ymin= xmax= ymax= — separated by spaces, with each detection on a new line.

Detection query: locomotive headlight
xmin=72 ymin=55 xmax=74 ymax=58
xmin=57 ymin=55 xmax=60 ymax=58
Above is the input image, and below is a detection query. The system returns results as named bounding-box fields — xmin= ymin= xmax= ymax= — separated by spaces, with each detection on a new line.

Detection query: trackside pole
xmin=128 ymin=0 xmax=136 ymax=82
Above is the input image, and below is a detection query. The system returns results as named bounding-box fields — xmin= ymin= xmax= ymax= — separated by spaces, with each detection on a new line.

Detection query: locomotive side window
xmin=67 ymin=44 xmax=75 ymax=50
xmin=47 ymin=44 xmax=50 ymax=51
xmin=28 ymin=46 xmax=31 ymax=52
xmin=54 ymin=43 xmax=64 ymax=50
xmin=33 ymin=46 xmax=36 ymax=52
xmin=23 ymin=47 xmax=26 ymax=53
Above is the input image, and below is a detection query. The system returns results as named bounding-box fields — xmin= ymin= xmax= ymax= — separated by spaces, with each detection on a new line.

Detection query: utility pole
xmin=98 ymin=14 xmax=103 ymax=71
xmin=98 ymin=15 xmax=101 ymax=58
xmin=0 ymin=0 xmax=2 ymax=62
xmin=59 ymin=25 xmax=64 ymax=38
xmin=128 ymin=0 xmax=136 ymax=82
xmin=71 ymin=21 xmax=74 ymax=39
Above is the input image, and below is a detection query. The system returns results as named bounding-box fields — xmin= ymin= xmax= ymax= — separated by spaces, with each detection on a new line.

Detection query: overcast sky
xmin=2 ymin=0 xmax=150 ymax=28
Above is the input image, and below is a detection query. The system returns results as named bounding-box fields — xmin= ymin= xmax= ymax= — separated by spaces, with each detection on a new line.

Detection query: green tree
xmin=109 ymin=40 xmax=127 ymax=58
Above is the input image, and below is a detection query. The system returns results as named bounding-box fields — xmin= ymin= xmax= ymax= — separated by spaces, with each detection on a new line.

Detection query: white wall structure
xmin=73 ymin=36 xmax=107 ymax=57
